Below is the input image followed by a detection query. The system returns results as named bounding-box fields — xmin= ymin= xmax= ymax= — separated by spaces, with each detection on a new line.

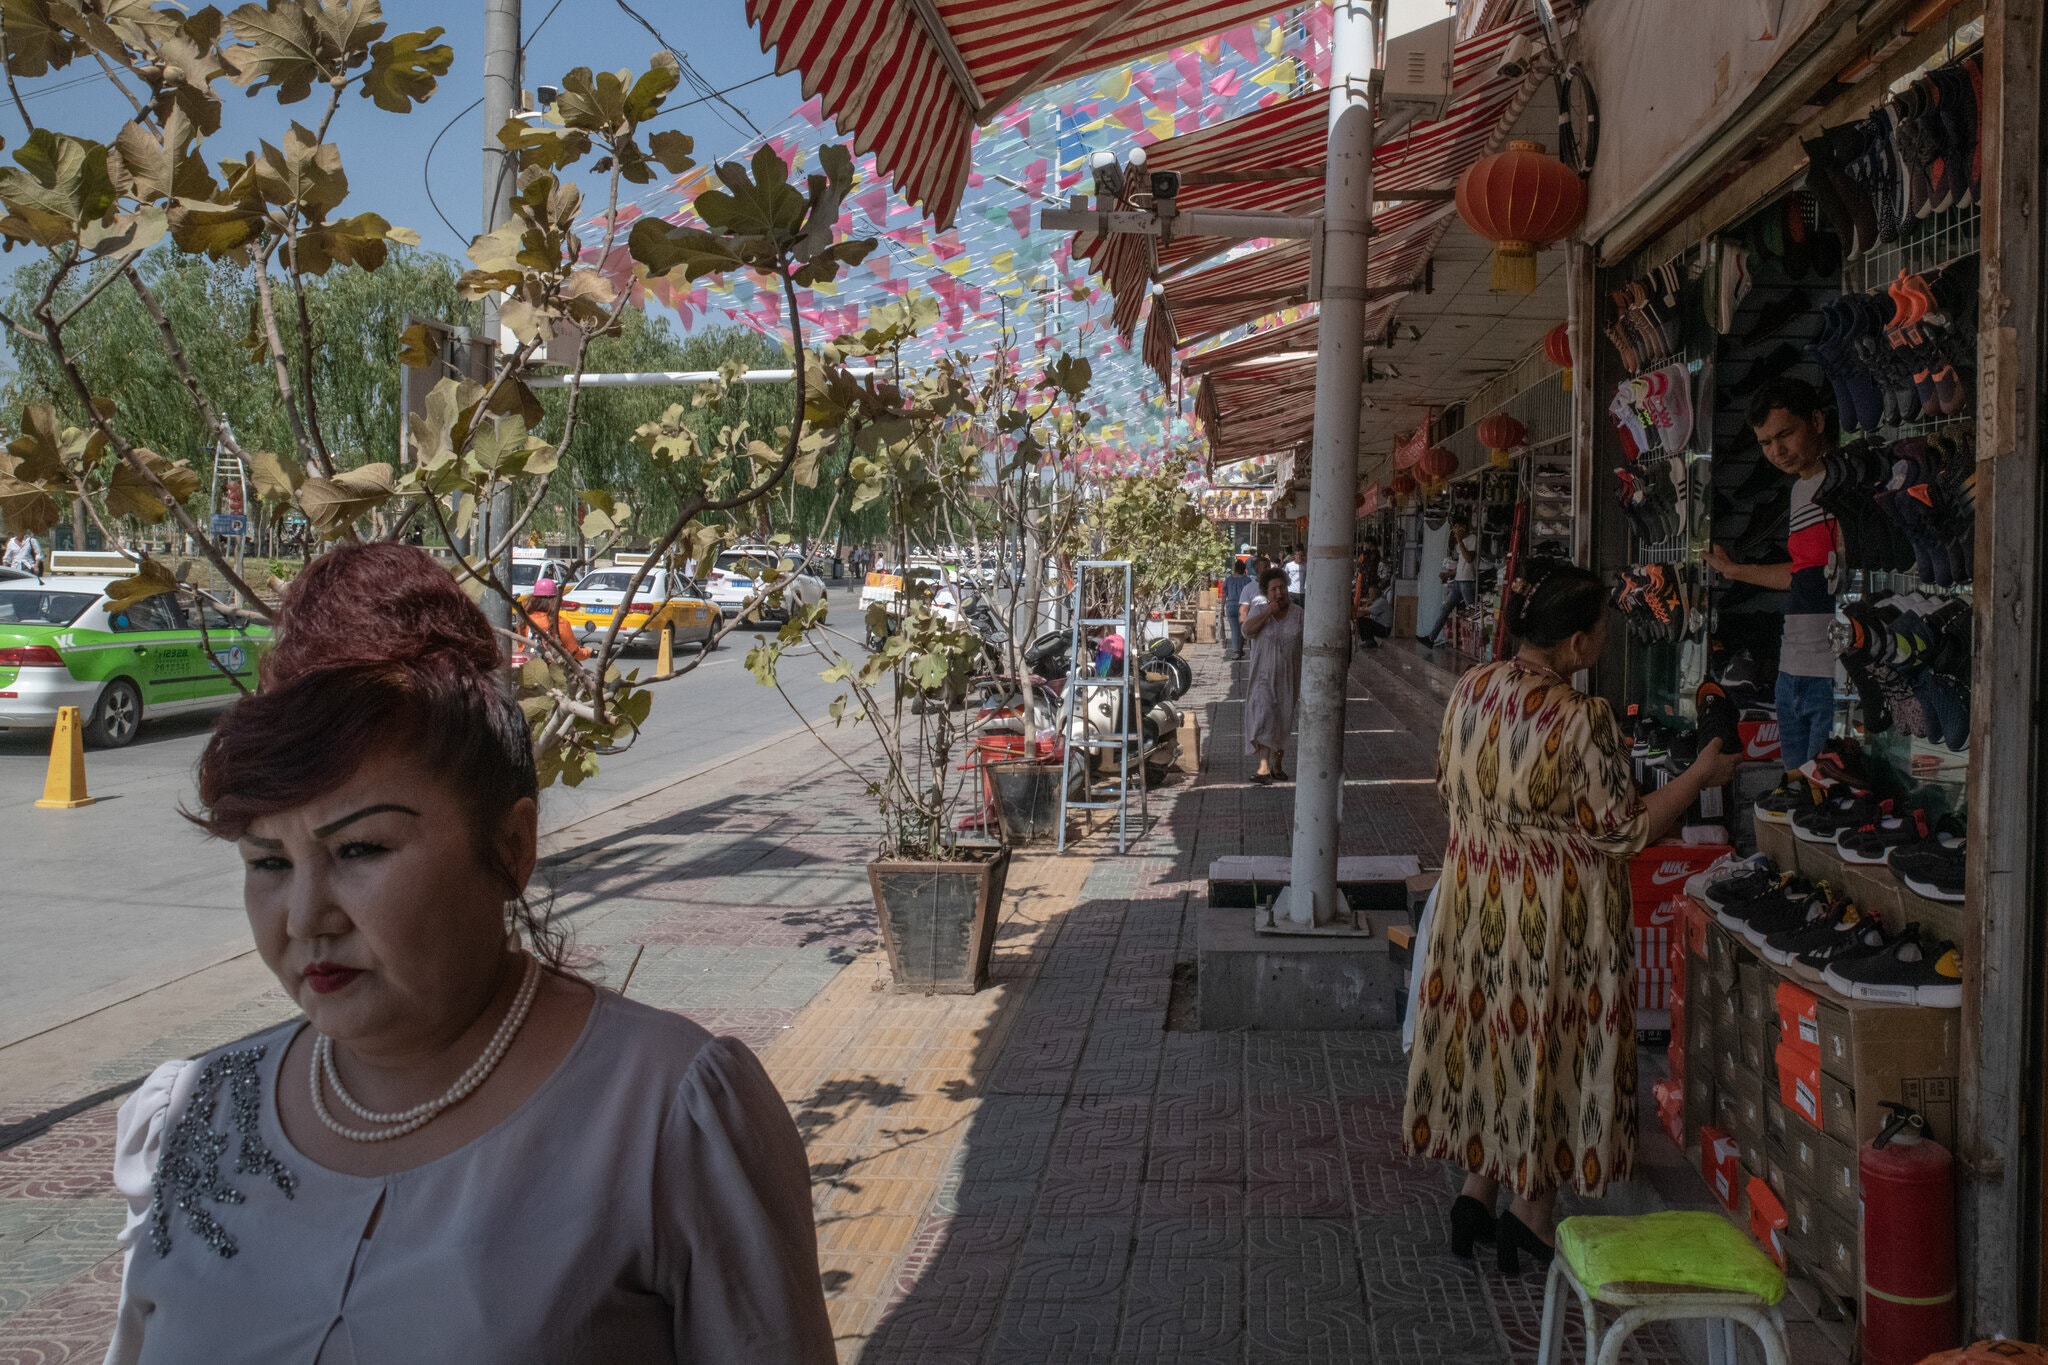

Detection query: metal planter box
xmin=867 ymin=847 xmax=1011 ymax=993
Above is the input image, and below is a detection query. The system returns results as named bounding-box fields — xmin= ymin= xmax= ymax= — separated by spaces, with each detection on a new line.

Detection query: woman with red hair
xmin=102 ymin=543 xmax=834 ymax=1364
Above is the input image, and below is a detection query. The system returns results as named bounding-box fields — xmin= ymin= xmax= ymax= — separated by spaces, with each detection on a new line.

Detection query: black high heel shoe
xmin=1496 ymin=1210 xmax=1556 ymax=1274
xmin=1449 ymin=1195 xmax=1496 ymax=1258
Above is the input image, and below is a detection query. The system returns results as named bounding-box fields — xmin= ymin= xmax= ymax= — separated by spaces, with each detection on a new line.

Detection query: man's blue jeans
xmin=1424 ymin=580 xmax=1475 ymax=645
xmin=1774 ymin=672 xmax=1835 ymax=769
xmin=1225 ymin=597 xmax=1245 ymax=656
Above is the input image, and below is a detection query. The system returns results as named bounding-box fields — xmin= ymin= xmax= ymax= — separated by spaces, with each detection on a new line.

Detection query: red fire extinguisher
xmin=1860 ymin=1102 xmax=1958 ymax=1365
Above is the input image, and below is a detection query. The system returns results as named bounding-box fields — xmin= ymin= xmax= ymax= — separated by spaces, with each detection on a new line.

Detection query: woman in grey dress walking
xmin=1241 ymin=565 xmax=1303 ymax=783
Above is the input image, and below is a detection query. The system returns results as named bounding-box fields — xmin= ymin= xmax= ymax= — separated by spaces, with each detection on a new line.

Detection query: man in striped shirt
xmin=1705 ymin=377 xmax=1840 ymax=772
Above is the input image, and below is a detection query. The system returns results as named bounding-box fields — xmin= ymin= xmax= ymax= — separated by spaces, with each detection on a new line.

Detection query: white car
xmin=509 ymin=550 xmax=576 ymax=598
xmin=703 ymin=547 xmax=826 ymax=624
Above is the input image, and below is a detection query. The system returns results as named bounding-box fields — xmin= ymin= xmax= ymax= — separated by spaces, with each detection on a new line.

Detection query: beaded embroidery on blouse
xmin=148 ymin=1045 xmax=297 ymax=1258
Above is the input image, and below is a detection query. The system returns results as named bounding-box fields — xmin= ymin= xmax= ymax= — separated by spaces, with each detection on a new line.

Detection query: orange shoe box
xmin=1702 ymin=1125 xmax=1742 ymax=1210
xmin=1776 ymin=1039 xmax=1824 ymax=1128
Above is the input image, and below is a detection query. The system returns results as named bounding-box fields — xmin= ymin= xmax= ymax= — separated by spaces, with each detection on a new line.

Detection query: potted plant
xmin=749 ymin=332 xmax=1016 ymax=991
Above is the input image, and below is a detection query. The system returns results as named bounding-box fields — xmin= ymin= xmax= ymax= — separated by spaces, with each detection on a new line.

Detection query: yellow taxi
xmin=558 ymin=564 xmax=722 ymax=653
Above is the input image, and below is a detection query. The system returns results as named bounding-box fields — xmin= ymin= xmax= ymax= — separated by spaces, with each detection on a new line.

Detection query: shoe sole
xmin=1834 ymin=844 xmax=1896 ymax=865
xmin=1713 ymin=907 xmax=1753 ymax=934
xmin=1755 ymin=809 xmax=1794 ymax=824
xmin=1823 ymin=971 xmax=1963 ymax=1007
xmin=1897 ymin=870 xmax=1966 ymax=903
xmin=1792 ymin=823 xmax=1846 ymax=843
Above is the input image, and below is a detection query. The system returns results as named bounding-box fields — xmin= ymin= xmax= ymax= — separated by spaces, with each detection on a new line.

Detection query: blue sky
xmin=0 ymin=0 xmax=808 ymax=265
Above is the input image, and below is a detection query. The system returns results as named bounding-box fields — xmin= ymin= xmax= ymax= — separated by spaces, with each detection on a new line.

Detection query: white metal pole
xmin=480 ymin=0 xmax=519 ymax=634
xmin=1274 ymin=0 xmax=1381 ymax=928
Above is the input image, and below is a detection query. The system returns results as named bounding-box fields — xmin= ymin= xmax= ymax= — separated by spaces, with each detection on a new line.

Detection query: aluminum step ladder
xmin=1056 ymin=560 xmax=1147 ymax=853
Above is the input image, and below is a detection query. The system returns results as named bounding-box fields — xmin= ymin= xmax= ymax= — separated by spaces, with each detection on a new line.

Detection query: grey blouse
xmin=105 ymin=990 xmax=835 ymax=1364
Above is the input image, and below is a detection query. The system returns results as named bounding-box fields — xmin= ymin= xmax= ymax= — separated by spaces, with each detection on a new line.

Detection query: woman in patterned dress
xmin=1401 ymin=559 xmax=1739 ymax=1272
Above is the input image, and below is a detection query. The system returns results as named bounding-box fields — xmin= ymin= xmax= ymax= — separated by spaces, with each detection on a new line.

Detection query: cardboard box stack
xmin=1673 ymin=871 xmax=1960 ymax=1334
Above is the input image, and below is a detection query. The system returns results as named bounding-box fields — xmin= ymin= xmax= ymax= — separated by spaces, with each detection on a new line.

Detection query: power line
xmin=612 ymin=0 xmax=762 ymax=139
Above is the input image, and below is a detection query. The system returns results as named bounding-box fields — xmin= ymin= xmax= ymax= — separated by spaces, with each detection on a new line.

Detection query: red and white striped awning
xmin=747 ymin=0 xmax=1287 ymax=227
xmin=1083 ymin=9 xmax=1546 ymax=354
xmin=1189 ymin=294 xmax=1401 ymax=462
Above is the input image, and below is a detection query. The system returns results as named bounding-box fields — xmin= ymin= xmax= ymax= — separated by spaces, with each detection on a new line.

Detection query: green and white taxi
xmin=0 ymin=576 xmax=271 ymax=748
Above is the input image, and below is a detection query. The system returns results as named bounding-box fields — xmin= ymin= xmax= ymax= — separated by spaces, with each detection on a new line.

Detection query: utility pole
xmin=479 ymin=0 xmax=520 ymax=639
xmin=1271 ymin=0 xmax=1383 ymax=929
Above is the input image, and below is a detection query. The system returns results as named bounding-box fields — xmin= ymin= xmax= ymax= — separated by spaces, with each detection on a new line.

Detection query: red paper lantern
xmin=1476 ymin=412 xmax=1526 ymax=469
xmin=1390 ymin=471 xmax=1419 ymax=503
xmin=1418 ymin=445 xmax=1459 ymax=489
xmin=1543 ymin=322 xmax=1575 ymax=392
xmin=1455 ymin=141 xmax=1586 ymax=293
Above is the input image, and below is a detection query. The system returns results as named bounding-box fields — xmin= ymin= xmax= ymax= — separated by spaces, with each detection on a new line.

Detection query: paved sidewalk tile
xmin=0 ymin=643 xmax=1803 ymax=1364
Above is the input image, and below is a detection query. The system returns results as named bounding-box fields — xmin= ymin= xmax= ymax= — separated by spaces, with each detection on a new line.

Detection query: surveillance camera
xmin=1149 ymin=170 xmax=1180 ymax=202
xmin=1495 ymin=34 xmax=1541 ymax=80
xmin=1089 ymin=150 xmax=1124 ymax=203
xmin=537 ymin=83 xmax=560 ymax=107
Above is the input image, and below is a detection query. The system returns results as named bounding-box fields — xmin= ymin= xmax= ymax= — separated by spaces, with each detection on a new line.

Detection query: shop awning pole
xmin=1272 ymin=0 xmax=1382 ymax=929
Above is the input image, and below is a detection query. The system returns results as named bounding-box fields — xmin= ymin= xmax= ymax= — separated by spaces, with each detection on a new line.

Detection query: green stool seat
xmin=1557 ymin=1211 xmax=1787 ymax=1305
xmin=1538 ymin=1213 xmax=1792 ymax=1365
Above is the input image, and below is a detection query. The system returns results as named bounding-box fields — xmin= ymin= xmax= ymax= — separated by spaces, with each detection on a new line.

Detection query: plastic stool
xmin=1536 ymin=1212 xmax=1792 ymax=1365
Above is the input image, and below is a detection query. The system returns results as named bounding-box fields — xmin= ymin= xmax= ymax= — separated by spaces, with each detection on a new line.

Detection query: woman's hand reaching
xmin=1686 ymin=737 xmax=1743 ymax=790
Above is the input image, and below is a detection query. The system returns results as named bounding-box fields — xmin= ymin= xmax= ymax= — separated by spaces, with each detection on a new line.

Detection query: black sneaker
xmin=1755 ymin=774 xmax=1818 ymax=825
xmin=1762 ymin=895 xmax=1857 ymax=967
xmin=1793 ymin=790 xmax=1881 ymax=845
xmin=1824 ymin=924 xmax=1963 ymax=1006
xmin=1889 ymin=832 xmax=1966 ymax=902
xmin=1715 ymin=876 xmax=1813 ymax=937
xmin=1794 ymin=908 xmax=1889 ymax=976
xmin=1695 ymin=679 xmax=1743 ymax=758
xmin=1836 ymin=808 xmax=1929 ymax=865
xmin=1693 ymin=854 xmax=1780 ymax=911
xmin=1739 ymin=884 xmax=1834 ymax=950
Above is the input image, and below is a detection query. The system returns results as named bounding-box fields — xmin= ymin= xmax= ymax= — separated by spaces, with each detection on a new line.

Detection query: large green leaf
xmin=361 ymin=26 xmax=449 ymax=112
xmin=223 ymin=0 xmax=322 ymax=102
xmin=103 ymin=449 xmax=199 ymax=523
xmin=1 ymin=0 xmax=84 ymax=77
xmin=626 ymin=217 xmax=744 ymax=281
xmin=0 ymin=474 xmax=59 ymax=533
xmin=694 ymin=143 xmax=805 ymax=240
xmin=297 ymin=460 xmax=394 ymax=536
xmin=0 ymin=129 xmax=117 ymax=246
xmin=252 ymin=122 xmax=346 ymax=215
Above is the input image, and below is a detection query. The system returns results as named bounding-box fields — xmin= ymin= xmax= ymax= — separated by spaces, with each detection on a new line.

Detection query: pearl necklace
xmin=310 ymin=955 xmax=542 ymax=1143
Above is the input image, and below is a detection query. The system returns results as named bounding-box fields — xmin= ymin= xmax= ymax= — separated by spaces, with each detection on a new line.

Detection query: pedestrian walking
xmin=1283 ymin=545 xmax=1306 ymax=604
xmin=1421 ymin=516 xmax=1477 ymax=647
xmin=522 ymin=577 xmax=590 ymax=661
xmin=1240 ymin=565 xmax=1302 ymax=783
xmin=3 ymin=528 xmax=42 ymax=574
xmin=1401 ymin=558 xmax=1739 ymax=1273
xmin=104 ymin=544 xmax=834 ymax=1365
xmin=1220 ymin=556 xmax=1252 ymax=660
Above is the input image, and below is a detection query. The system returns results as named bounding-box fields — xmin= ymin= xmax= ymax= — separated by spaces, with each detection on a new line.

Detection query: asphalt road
xmin=0 ymin=583 xmax=863 ymax=1051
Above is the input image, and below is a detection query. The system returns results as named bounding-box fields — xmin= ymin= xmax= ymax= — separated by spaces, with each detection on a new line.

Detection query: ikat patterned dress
xmin=1401 ymin=660 xmax=1650 ymax=1199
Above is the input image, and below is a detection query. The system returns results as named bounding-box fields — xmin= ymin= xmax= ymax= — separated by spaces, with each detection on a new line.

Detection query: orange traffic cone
xmin=35 ymin=705 xmax=95 ymax=809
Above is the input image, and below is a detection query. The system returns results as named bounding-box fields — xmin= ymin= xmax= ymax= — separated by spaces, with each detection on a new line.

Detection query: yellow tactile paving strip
xmin=756 ymin=851 xmax=1094 ymax=1356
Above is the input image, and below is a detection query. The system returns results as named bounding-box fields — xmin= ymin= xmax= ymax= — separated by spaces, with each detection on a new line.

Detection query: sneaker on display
xmin=1836 ymin=808 xmax=1930 ymax=865
xmin=1690 ymin=854 xmax=1778 ymax=910
xmin=1755 ymin=774 xmax=1817 ymax=825
xmin=1824 ymin=924 xmax=1963 ymax=1006
xmin=1888 ymin=830 xmax=1966 ymax=902
xmin=1762 ymin=896 xmax=1859 ymax=967
xmin=1715 ymin=877 xmax=1813 ymax=937
xmin=1793 ymin=790 xmax=1882 ymax=845
xmin=1740 ymin=884 xmax=1834 ymax=951
xmin=1793 ymin=908 xmax=1891 ymax=977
